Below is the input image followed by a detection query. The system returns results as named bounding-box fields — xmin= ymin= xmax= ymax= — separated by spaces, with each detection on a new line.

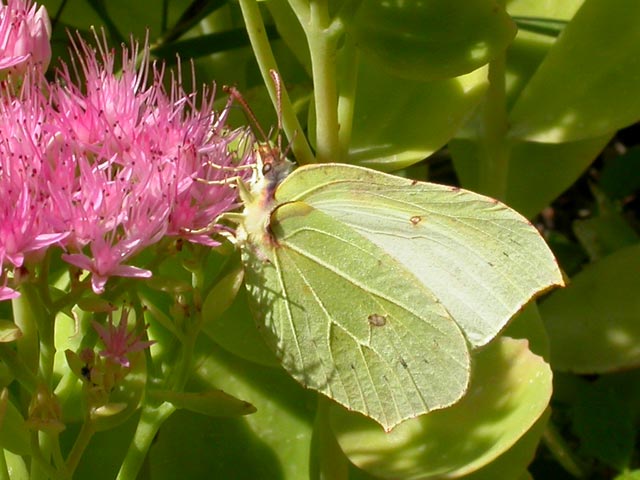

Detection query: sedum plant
xmin=1 ymin=0 xmax=640 ymax=479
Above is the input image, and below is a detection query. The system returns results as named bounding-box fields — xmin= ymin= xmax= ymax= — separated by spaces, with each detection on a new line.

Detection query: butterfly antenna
xmin=269 ymin=69 xmax=284 ymax=154
xmin=223 ymin=85 xmax=269 ymax=144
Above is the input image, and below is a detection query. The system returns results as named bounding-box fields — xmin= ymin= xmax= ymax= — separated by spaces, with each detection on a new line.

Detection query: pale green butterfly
xmin=233 ymin=143 xmax=564 ymax=431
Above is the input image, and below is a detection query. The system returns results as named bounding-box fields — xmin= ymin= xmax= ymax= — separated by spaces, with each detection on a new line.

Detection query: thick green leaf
xmin=151 ymin=27 xmax=278 ymax=62
xmin=503 ymin=303 xmax=550 ymax=360
xmin=570 ymin=380 xmax=635 ymax=471
xmin=0 ymin=391 xmax=30 ymax=456
xmin=593 ymin=369 xmax=640 ymax=418
xmin=348 ymin=60 xmax=488 ymax=171
xmin=243 ymin=201 xmax=470 ymax=431
xmin=275 ymin=164 xmax=564 ymax=347
xmin=0 ymin=320 xmax=22 ymax=343
xmin=157 ymin=0 xmax=229 ymax=45
xmin=500 ymin=0 xmax=585 ymax=111
xmin=599 ymin=146 xmax=640 ymax=200
xmin=450 ymin=135 xmax=611 ymax=218
xmin=204 ymin=285 xmax=280 ymax=368
xmin=457 ymin=410 xmax=550 ymax=480
xmin=506 ymin=0 xmax=585 ymax=25
xmin=44 ymin=0 xmax=104 ymax=33
xmin=451 ymin=0 xmax=597 ymax=218
xmin=572 ymin=189 xmax=640 ymax=262
xmin=147 ymin=337 xmax=315 ymax=479
xmin=346 ymin=0 xmax=516 ymax=80
xmin=148 ymin=389 xmax=256 ymax=417
xmin=3 ymin=451 xmax=29 ymax=480
xmin=201 ymin=261 xmax=245 ymax=327
xmin=329 ymin=337 xmax=552 ymax=479
xmin=508 ymin=0 xmax=640 ymax=142
xmin=541 ymin=243 xmax=640 ymax=373
xmin=149 ymin=411 xmax=287 ymax=479
xmin=616 ymin=472 xmax=640 ymax=480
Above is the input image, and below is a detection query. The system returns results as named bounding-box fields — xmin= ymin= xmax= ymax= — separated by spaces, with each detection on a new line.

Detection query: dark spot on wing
xmin=400 ymin=357 xmax=408 ymax=369
xmin=368 ymin=313 xmax=387 ymax=327
xmin=410 ymin=215 xmax=422 ymax=225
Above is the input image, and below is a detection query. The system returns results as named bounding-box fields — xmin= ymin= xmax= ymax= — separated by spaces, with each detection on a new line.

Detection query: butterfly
xmin=222 ymin=76 xmax=563 ymax=431
xmin=234 ymin=151 xmax=561 ymax=430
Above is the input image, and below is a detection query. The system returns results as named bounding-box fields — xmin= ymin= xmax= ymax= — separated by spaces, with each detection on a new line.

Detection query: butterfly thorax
xmin=237 ymin=150 xmax=294 ymax=261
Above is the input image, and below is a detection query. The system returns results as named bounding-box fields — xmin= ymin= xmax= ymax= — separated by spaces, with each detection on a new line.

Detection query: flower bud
xmin=0 ymin=0 xmax=52 ymax=76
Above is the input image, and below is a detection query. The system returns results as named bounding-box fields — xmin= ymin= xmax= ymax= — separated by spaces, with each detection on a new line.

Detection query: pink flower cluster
xmin=1 ymin=11 xmax=253 ymax=299
xmin=0 ymin=0 xmax=50 ymax=75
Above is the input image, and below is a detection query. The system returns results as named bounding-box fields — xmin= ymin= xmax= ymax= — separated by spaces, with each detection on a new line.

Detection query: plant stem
xmin=336 ymin=36 xmax=358 ymax=162
xmin=267 ymin=0 xmax=311 ymax=75
xmin=238 ymin=0 xmax=315 ymax=165
xmin=543 ymin=423 xmax=588 ymax=478
xmin=42 ymin=432 xmax=66 ymax=478
xmin=29 ymin=432 xmax=66 ymax=480
xmin=117 ymin=402 xmax=176 ymax=480
xmin=306 ymin=0 xmax=341 ymax=164
xmin=36 ymin=308 xmax=55 ymax=389
xmin=66 ymin=420 xmax=96 ymax=476
xmin=478 ymin=50 xmax=510 ymax=201
xmin=12 ymin=283 xmax=40 ymax=377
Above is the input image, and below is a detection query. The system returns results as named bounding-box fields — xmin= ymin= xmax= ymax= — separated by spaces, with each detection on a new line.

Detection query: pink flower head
xmin=0 ymin=74 xmax=68 ymax=272
xmin=0 ymin=30 xmax=254 ymax=298
xmin=0 ymin=0 xmax=52 ymax=75
xmin=92 ymin=309 xmax=154 ymax=368
xmin=49 ymin=33 xmax=253 ymax=293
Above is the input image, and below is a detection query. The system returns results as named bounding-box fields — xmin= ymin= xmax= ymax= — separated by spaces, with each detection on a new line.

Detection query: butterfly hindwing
xmin=242 ymin=201 xmax=469 ymax=431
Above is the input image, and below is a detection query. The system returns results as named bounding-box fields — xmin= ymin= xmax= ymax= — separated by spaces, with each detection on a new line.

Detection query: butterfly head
xmin=253 ymin=143 xmax=294 ymax=199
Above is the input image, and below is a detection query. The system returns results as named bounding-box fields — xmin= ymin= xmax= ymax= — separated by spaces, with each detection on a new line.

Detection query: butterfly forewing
xmin=274 ymin=163 xmax=564 ymax=348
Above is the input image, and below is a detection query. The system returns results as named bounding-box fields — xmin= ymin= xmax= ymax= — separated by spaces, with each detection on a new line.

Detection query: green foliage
xmin=3 ymin=0 xmax=639 ymax=478
xmin=329 ymin=337 xmax=551 ymax=479
xmin=508 ymin=0 xmax=640 ymax=142
xmin=542 ymin=243 xmax=640 ymax=373
xmin=344 ymin=0 xmax=516 ymax=80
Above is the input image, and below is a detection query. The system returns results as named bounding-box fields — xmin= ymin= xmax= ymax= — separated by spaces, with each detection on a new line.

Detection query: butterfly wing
xmin=242 ymin=201 xmax=470 ymax=431
xmin=275 ymin=164 xmax=564 ymax=348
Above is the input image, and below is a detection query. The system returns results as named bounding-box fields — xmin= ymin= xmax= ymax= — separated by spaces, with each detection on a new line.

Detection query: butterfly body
xmin=236 ymin=150 xmax=293 ymax=261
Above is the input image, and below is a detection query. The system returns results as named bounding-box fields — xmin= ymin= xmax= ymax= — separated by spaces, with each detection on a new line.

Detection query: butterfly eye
xmin=262 ymin=162 xmax=273 ymax=175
